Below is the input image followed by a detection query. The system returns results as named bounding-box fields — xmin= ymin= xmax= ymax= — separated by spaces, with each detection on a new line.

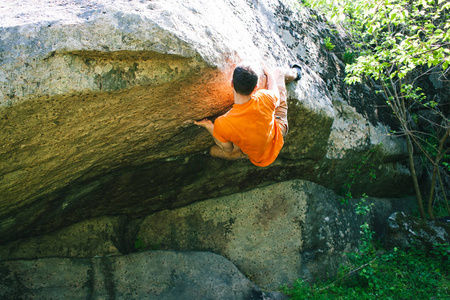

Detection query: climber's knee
xmin=209 ymin=145 xmax=247 ymax=161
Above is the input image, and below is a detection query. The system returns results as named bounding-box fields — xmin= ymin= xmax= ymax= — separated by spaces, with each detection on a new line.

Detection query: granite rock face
xmin=133 ymin=180 xmax=416 ymax=289
xmin=0 ymin=251 xmax=278 ymax=300
xmin=384 ymin=212 xmax=450 ymax=251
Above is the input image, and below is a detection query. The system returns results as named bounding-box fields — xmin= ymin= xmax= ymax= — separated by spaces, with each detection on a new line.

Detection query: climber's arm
xmin=194 ymin=119 xmax=234 ymax=152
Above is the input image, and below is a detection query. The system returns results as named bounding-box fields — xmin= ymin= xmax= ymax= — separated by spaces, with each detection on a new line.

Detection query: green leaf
xmin=390 ymin=12 xmax=397 ymax=21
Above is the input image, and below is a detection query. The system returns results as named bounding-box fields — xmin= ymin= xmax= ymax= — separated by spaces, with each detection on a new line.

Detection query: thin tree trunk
xmin=428 ymin=164 xmax=437 ymax=220
xmin=427 ymin=129 xmax=450 ymax=220
xmin=438 ymin=168 xmax=450 ymax=215
xmin=407 ymin=135 xmax=426 ymax=219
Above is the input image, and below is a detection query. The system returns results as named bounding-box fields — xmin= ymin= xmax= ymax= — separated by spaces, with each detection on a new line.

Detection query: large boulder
xmin=132 ymin=180 xmax=415 ymax=289
xmin=0 ymin=251 xmax=280 ymax=300
xmin=0 ymin=0 xmax=412 ymax=246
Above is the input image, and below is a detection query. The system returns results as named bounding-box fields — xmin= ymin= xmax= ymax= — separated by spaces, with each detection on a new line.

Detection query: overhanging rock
xmin=0 ymin=0 xmax=411 ymax=243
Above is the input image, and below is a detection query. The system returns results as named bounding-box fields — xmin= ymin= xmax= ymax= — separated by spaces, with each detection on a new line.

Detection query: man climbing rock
xmin=195 ymin=61 xmax=301 ymax=167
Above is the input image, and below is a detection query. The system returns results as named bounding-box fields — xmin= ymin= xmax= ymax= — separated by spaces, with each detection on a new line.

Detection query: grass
xmin=281 ymin=243 xmax=450 ymax=299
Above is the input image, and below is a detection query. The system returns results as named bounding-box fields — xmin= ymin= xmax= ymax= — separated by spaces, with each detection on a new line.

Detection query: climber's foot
xmin=290 ymin=63 xmax=302 ymax=81
xmin=284 ymin=64 xmax=302 ymax=83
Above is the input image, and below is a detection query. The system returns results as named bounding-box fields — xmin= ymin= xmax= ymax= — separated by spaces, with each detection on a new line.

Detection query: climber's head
xmin=232 ymin=61 xmax=262 ymax=96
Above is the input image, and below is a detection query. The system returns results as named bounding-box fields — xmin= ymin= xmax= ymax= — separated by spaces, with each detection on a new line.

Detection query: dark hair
xmin=232 ymin=64 xmax=258 ymax=95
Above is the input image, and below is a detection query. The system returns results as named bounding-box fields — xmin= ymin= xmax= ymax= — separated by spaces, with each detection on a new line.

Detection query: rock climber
xmin=194 ymin=61 xmax=302 ymax=167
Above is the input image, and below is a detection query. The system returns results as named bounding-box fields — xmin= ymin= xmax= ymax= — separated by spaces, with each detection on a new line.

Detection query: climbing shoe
xmin=290 ymin=63 xmax=302 ymax=81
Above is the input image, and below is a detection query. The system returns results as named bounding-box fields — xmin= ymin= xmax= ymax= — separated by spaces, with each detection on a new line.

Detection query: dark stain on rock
xmin=99 ymin=257 xmax=116 ymax=300
xmin=256 ymin=195 xmax=289 ymax=228
xmin=95 ymin=62 xmax=139 ymax=91
xmin=84 ymin=264 xmax=95 ymax=300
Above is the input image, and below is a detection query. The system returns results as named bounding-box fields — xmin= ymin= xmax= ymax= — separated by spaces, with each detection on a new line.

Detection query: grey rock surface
xmin=385 ymin=211 xmax=450 ymax=251
xmin=133 ymin=180 xmax=416 ymax=289
xmin=0 ymin=251 xmax=277 ymax=300
xmin=0 ymin=180 xmax=417 ymax=291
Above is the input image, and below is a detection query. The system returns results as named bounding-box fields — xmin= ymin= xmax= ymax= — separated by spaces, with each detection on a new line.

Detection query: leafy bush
xmin=281 ymin=244 xmax=450 ymax=299
xmin=282 ymin=142 xmax=450 ymax=298
xmin=304 ymin=0 xmax=450 ymax=220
